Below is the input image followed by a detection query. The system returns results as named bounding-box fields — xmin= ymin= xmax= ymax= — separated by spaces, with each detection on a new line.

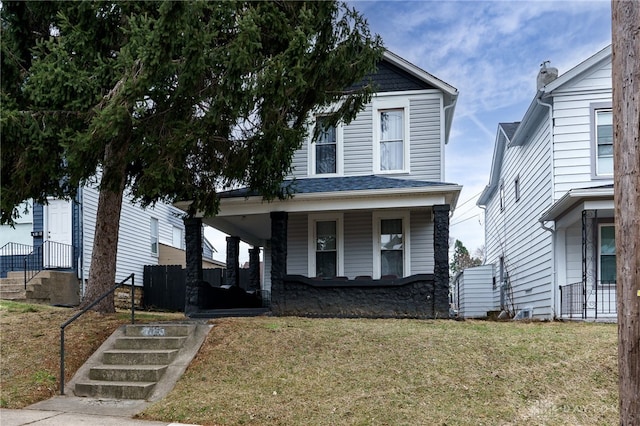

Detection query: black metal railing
xmin=560 ymin=280 xmax=617 ymax=319
xmin=59 ymin=273 xmax=136 ymax=395
xmin=0 ymin=243 xmax=33 ymax=277
xmin=23 ymin=241 xmax=73 ymax=288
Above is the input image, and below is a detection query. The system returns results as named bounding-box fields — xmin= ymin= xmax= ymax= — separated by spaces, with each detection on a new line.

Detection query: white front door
xmin=44 ymin=199 xmax=73 ymax=268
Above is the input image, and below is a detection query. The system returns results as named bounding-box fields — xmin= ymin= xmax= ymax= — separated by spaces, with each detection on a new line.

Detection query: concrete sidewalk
xmin=0 ymin=396 xmax=200 ymax=426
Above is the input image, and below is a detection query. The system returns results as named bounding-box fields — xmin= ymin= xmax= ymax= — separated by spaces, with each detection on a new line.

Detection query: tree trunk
xmin=81 ymin=141 xmax=128 ymax=313
xmin=612 ymin=1 xmax=640 ymax=424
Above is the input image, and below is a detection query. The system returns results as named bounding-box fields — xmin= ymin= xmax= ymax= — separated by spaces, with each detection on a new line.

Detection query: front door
xmin=44 ymin=199 xmax=73 ymax=268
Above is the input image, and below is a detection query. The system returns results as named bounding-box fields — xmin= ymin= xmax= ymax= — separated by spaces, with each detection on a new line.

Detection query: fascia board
xmin=477 ymin=130 xmax=506 ymax=206
xmin=540 ymin=45 xmax=612 ymax=94
xmin=539 ymin=187 xmax=614 ymax=222
xmin=210 ymin=185 xmax=461 ymax=217
xmin=383 ymin=51 xmax=458 ymax=98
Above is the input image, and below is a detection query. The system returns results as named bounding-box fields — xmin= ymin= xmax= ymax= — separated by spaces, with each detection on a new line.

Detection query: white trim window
xmin=150 ymin=217 xmax=159 ymax=256
xmin=373 ymin=211 xmax=410 ymax=278
xmin=373 ymin=99 xmax=410 ymax=173
xmin=310 ymin=116 xmax=342 ymax=176
xmin=308 ymin=213 xmax=343 ymax=278
xmin=172 ymin=226 xmax=184 ymax=250
xmin=598 ymin=224 xmax=616 ymax=285
xmin=594 ymin=108 xmax=613 ymax=176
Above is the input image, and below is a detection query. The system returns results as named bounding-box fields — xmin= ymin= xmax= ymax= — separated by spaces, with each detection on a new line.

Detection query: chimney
xmin=537 ymin=60 xmax=558 ymax=90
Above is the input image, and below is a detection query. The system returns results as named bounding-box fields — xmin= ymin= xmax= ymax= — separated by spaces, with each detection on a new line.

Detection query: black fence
xmin=560 ymin=280 xmax=617 ymax=319
xmin=143 ymin=265 xmax=260 ymax=311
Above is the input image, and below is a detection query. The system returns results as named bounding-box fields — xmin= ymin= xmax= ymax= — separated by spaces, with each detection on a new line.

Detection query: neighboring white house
xmin=0 ymin=185 xmax=218 ymax=293
xmin=179 ymin=50 xmax=462 ymax=318
xmin=478 ymin=45 xmax=615 ymax=320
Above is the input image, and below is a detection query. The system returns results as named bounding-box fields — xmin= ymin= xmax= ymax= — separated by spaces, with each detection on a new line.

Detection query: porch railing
xmin=0 ymin=241 xmax=74 ymax=288
xmin=560 ymin=280 xmax=617 ymax=319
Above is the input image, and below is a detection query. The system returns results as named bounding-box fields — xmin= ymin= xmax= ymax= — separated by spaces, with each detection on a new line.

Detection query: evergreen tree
xmin=450 ymin=240 xmax=482 ymax=276
xmin=1 ymin=1 xmax=383 ymax=312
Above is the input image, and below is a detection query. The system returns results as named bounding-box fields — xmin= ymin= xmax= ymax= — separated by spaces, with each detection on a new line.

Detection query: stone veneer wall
xmin=272 ymin=274 xmax=444 ymax=318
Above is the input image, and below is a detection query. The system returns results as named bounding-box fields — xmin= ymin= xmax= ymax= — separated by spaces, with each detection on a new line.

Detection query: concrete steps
xmin=0 ymin=271 xmax=79 ymax=305
xmin=0 ymin=278 xmax=26 ymax=300
xmin=70 ymin=322 xmax=211 ymax=401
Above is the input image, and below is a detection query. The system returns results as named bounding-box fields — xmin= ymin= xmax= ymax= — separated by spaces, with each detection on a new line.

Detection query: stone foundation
xmin=272 ymin=274 xmax=446 ymax=319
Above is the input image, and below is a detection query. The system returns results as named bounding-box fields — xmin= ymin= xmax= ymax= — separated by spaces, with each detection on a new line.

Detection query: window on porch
xmin=315 ymin=220 xmax=337 ymax=278
xmin=380 ymin=218 xmax=404 ymax=277
xmin=599 ymin=224 xmax=616 ymax=285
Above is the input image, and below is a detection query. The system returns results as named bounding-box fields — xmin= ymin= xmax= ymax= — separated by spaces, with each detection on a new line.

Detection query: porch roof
xmin=539 ymin=184 xmax=614 ymax=223
xmin=175 ymin=176 xmax=461 ymax=247
xmin=219 ymin=175 xmax=459 ymax=198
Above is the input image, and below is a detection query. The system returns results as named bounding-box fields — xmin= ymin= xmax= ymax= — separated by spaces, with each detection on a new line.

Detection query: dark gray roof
xmin=499 ymin=122 xmax=520 ymax=140
xmin=346 ymin=60 xmax=436 ymax=93
xmin=219 ymin=175 xmax=458 ymax=199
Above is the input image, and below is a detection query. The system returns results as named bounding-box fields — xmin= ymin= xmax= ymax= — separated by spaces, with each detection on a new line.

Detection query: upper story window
xmin=591 ymin=106 xmax=613 ymax=177
xmin=514 ymin=176 xmax=520 ymax=202
xmin=380 ymin=109 xmax=405 ymax=171
xmin=150 ymin=218 xmax=159 ymax=256
xmin=315 ymin=117 xmax=337 ymax=174
xmin=172 ymin=226 xmax=184 ymax=250
xmin=499 ymin=181 xmax=505 ymax=211
xmin=373 ymin=99 xmax=410 ymax=174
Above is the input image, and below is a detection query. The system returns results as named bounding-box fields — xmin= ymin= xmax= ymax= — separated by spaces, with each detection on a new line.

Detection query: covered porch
xmin=175 ymin=176 xmax=460 ymax=318
xmin=540 ymin=185 xmax=616 ymax=320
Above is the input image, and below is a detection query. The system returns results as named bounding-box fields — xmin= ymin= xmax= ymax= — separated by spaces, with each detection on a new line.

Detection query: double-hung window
xmin=598 ymin=224 xmax=616 ymax=286
xmin=150 ymin=218 xmax=159 ymax=256
xmin=373 ymin=212 xmax=409 ymax=278
xmin=312 ymin=117 xmax=340 ymax=175
xmin=592 ymin=106 xmax=613 ymax=177
xmin=380 ymin=109 xmax=404 ymax=171
xmin=374 ymin=99 xmax=409 ymax=173
xmin=309 ymin=214 xmax=343 ymax=278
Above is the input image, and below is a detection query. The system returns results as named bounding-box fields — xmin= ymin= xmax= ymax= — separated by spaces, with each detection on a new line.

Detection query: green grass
xmin=138 ymin=317 xmax=618 ymax=426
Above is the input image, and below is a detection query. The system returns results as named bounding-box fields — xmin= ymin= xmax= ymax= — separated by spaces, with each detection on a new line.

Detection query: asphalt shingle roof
xmin=219 ymin=175 xmax=457 ymax=199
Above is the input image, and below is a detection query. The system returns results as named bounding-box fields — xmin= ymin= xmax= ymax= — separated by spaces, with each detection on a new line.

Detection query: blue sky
xmin=207 ymin=0 xmax=612 ymax=262
xmin=353 ymin=0 xmax=612 ymax=255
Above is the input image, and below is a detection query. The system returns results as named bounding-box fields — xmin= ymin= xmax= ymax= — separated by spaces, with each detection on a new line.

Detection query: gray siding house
xmin=478 ymin=45 xmax=614 ymax=320
xmin=179 ymin=51 xmax=461 ymax=318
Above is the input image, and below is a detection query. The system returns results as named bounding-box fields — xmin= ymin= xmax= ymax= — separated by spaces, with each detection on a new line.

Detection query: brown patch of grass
xmin=0 ymin=300 xmax=185 ymax=408
xmin=139 ymin=317 xmax=618 ymax=426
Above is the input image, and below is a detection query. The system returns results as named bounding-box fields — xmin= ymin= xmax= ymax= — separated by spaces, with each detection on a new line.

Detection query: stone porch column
xmin=248 ymin=246 xmax=261 ymax=291
xmin=225 ymin=236 xmax=240 ymax=287
xmin=433 ymin=204 xmax=451 ymax=318
xmin=270 ymin=211 xmax=288 ymax=314
xmin=184 ymin=217 xmax=203 ymax=315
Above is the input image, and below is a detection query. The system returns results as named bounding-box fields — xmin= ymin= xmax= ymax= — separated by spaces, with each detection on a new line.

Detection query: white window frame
xmin=172 ymin=226 xmax=184 ymax=250
xmin=150 ymin=217 xmax=159 ymax=257
xmin=499 ymin=180 xmax=505 ymax=212
xmin=514 ymin=175 xmax=520 ymax=202
xmin=598 ymin=223 xmax=616 ymax=286
xmin=590 ymin=103 xmax=613 ymax=178
xmin=373 ymin=98 xmax=410 ymax=174
xmin=309 ymin=117 xmax=343 ymax=176
xmin=372 ymin=211 xmax=410 ymax=279
xmin=307 ymin=213 xmax=344 ymax=278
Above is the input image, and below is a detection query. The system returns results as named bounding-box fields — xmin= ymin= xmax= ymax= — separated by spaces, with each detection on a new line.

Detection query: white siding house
xmin=478 ymin=45 xmax=615 ymax=320
xmin=179 ymin=51 xmax=462 ymax=318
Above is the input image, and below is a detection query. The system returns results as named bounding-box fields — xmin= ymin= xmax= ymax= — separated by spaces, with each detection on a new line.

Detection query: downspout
xmin=441 ymin=96 xmax=458 ymax=182
xmin=536 ymin=95 xmax=557 ymax=318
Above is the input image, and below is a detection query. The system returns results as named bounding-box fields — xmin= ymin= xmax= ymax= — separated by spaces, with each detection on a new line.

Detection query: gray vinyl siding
xmin=288 ymin=92 xmax=443 ymax=181
xmin=455 ymin=265 xmax=495 ymax=318
xmin=410 ymin=209 xmax=434 ymax=274
xmin=343 ymin=104 xmax=374 ymax=176
xmin=484 ymin=115 xmax=554 ymax=318
xmin=408 ymin=98 xmax=442 ymax=181
xmin=286 ymin=213 xmax=308 ymax=276
xmin=343 ymin=211 xmax=373 ymax=278
xmin=82 ymin=184 xmax=186 ymax=286
xmin=551 ymin=58 xmax=612 ymax=200
xmin=565 ymin=223 xmax=582 ymax=285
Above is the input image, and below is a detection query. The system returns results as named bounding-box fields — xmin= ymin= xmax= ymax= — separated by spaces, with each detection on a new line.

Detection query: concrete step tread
xmin=90 ymin=364 xmax=168 ymax=371
xmin=76 ymin=379 xmax=157 ymax=386
xmin=103 ymin=349 xmax=179 ymax=354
